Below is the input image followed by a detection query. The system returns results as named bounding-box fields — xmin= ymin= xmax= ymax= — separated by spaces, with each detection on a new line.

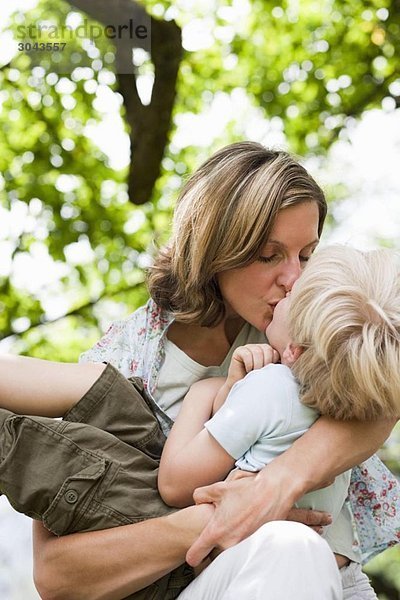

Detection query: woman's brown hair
xmin=148 ymin=141 xmax=327 ymax=326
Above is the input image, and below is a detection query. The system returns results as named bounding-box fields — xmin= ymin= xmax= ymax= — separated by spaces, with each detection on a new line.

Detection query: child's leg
xmin=0 ymin=408 xmax=174 ymax=534
xmin=63 ymin=363 xmax=167 ymax=458
xmin=0 ymin=363 xmax=197 ymax=600
xmin=0 ymin=365 xmax=173 ymax=535
xmin=0 ymin=354 xmax=106 ymax=416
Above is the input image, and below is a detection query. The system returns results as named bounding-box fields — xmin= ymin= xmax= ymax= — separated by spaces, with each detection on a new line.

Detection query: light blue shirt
xmin=205 ymin=363 xmax=360 ymax=561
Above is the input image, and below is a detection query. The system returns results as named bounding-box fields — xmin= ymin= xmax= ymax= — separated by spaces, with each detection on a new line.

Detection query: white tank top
xmin=153 ymin=323 xmax=266 ymax=421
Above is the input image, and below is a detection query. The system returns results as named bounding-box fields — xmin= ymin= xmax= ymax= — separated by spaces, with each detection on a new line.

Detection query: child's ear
xmin=282 ymin=343 xmax=303 ymax=367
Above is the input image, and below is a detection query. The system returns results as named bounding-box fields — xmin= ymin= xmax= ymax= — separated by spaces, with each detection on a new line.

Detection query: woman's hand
xmin=225 ymin=468 xmax=334 ymax=510
xmin=185 ymin=467 xmax=331 ymax=567
xmin=226 ymin=344 xmax=280 ymax=389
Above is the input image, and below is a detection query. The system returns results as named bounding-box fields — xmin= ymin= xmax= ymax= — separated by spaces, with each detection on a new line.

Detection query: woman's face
xmin=218 ymin=201 xmax=320 ymax=332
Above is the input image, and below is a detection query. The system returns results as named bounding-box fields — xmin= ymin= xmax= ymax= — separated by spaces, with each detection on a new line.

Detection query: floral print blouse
xmin=80 ymin=299 xmax=400 ymax=564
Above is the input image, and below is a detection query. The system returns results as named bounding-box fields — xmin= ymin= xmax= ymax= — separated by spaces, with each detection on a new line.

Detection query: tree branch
xmin=342 ymin=72 xmax=400 ymax=118
xmin=127 ymin=17 xmax=182 ymax=204
xmin=68 ymin=0 xmax=150 ymax=51
xmin=0 ymin=279 xmax=146 ymax=342
xmin=68 ymin=0 xmax=183 ymax=205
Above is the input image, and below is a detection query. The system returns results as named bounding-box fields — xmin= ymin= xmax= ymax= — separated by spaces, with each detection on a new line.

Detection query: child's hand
xmin=226 ymin=344 xmax=279 ymax=389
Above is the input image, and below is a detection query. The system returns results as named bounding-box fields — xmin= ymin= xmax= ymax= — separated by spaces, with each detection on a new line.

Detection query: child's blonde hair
xmin=290 ymin=245 xmax=400 ymax=420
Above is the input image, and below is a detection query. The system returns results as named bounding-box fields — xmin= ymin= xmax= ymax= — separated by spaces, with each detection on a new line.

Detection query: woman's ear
xmin=281 ymin=343 xmax=303 ymax=367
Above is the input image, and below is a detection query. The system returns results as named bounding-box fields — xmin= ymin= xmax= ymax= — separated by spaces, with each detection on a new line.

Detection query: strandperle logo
xmin=13 ymin=14 xmax=151 ymax=74
xmin=16 ymin=18 xmax=149 ymax=42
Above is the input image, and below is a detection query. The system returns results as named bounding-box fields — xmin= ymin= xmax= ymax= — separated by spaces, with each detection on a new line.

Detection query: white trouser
xmin=178 ymin=520 xmax=343 ymax=600
xmin=341 ymin=562 xmax=378 ymax=600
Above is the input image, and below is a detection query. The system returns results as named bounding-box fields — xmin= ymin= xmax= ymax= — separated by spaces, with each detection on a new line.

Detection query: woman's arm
xmin=158 ymin=378 xmax=235 ymax=507
xmin=0 ymin=355 xmax=105 ymax=416
xmin=186 ymin=415 xmax=397 ymax=566
xmin=33 ymin=503 xmax=213 ymax=600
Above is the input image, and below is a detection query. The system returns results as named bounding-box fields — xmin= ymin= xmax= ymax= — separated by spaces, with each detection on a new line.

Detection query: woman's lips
xmin=267 ymin=301 xmax=281 ymax=313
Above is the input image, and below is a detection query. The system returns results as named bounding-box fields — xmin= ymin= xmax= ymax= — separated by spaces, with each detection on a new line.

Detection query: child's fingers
xmin=245 ymin=345 xmax=265 ymax=371
xmin=244 ymin=344 xmax=278 ymax=370
xmin=232 ymin=347 xmax=254 ymax=373
xmin=262 ymin=345 xmax=280 ymax=365
xmin=233 ymin=344 xmax=278 ymax=373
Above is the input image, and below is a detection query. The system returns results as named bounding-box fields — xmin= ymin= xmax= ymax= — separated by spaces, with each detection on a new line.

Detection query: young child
xmin=0 ymin=246 xmax=399 ymax=593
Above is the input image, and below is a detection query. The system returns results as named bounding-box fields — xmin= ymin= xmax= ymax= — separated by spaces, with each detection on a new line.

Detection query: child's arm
xmin=158 ymin=377 xmax=236 ymax=507
xmin=0 ymin=354 xmax=105 ymax=416
xmin=159 ymin=344 xmax=279 ymax=507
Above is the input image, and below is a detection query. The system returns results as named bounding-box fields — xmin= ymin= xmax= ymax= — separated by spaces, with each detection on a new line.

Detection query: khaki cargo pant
xmin=0 ymin=363 xmax=194 ymax=599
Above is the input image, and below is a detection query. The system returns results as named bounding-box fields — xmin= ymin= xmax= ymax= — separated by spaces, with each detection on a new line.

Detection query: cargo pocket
xmin=43 ymin=457 xmax=107 ymax=536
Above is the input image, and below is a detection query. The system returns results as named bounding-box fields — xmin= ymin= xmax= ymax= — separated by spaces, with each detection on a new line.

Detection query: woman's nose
xmin=277 ymin=261 xmax=302 ymax=292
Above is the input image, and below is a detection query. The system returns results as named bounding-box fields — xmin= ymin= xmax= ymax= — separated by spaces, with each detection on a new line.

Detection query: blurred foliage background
xmin=0 ymin=0 xmax=400 ymax=597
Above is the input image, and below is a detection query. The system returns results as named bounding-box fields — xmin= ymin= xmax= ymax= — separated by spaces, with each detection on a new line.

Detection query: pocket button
xmin=65 ymin=489 xmax=79 ymax=504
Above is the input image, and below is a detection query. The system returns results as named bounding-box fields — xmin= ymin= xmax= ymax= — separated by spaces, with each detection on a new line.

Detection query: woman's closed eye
xmin=258 ymin=254 xmax=311 ymax=265
xmin=258 ymin=255 xmax=279 ymax=264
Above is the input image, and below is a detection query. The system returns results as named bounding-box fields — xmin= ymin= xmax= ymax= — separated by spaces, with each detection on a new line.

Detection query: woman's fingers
xmin=286 ymin=507 xmax=332 ymax=530
xmin=225 ymin=469 xmax=256 ymax=482
xmin=286 ymin=507 xmax=333 ymax=534
xmin=192 ymin=481 xmax=225 ymax=504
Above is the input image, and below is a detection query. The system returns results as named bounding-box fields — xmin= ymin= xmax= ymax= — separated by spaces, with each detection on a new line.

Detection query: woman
xmin=33 ymin=142 xmax=398 ymax=599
